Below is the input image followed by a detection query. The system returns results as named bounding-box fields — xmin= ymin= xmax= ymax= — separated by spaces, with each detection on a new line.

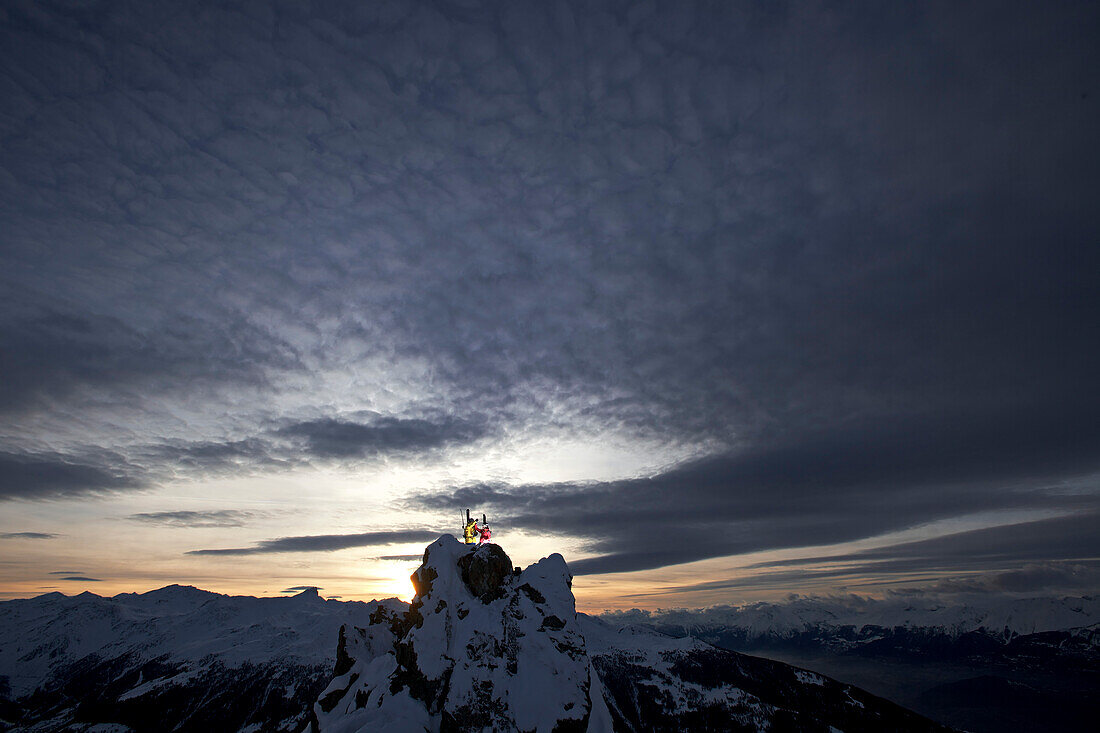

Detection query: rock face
xmin=314 ymin=536 xmax=596 ymax=732
xmin=456 ymin=543 xmax=513 ymax=602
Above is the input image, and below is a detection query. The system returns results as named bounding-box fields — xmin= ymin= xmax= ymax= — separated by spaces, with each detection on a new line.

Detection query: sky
xmin=1 ymin=0 xmax=1098 ymax=611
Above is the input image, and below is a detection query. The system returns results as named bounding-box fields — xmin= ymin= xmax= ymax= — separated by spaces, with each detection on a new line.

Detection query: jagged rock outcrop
xmin=314 ymin=536 xmax=597 ymax=732
xmin=456 ymin=543 xmax=513 ymax=602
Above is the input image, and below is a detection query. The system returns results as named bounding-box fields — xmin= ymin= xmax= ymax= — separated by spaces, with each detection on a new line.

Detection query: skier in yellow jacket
xmin=463 ymin=518 xmax=478 ymax=545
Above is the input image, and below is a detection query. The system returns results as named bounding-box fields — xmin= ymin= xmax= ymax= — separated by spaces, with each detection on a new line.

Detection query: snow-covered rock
xmin=314 ymin=536 xmax=595 ymax=732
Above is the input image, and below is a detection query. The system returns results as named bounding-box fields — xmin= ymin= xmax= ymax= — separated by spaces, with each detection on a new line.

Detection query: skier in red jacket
xmin=473 ymin=521 xmax=492 ymax=546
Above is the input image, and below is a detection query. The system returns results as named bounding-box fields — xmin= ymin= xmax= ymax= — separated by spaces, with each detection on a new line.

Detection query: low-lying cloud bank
xmin=601 ymin=588 xmax=1100 ymax=637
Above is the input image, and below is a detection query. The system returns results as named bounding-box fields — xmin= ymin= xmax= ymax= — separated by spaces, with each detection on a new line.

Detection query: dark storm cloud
xmin=276 ymin=415 xmax=488 ymax=458
xmin=414 ymin=410 xmax=1100 ymax=574
xmin=0 ymin=0 xmax=1097 ymax=586
xmin=186 ymin=529 xmax=439 ymax=555
xmin=126 ymin=510 xmax=258 ymax=528
xmin=0 ymin=451 xmax=143 ymax=500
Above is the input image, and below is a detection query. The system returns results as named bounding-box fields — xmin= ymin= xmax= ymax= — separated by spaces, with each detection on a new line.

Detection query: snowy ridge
xmin=0 ymin=585 xmax=403 ymax=732
xmin=0 ymin=584 xmax=399 ymax=697
xmin=578 ymin=617 xmax=775 ymax=728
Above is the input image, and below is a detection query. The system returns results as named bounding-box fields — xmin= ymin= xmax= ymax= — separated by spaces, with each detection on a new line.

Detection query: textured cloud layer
xmin=1 ymin=0 xmax=1097 ymax=593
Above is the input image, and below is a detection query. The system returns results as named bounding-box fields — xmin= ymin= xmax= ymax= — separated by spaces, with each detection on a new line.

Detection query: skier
xmin=463 ymin=517 xmax=478 ymax=545
xmin=473 ymin=521 xmax=492 ymax=546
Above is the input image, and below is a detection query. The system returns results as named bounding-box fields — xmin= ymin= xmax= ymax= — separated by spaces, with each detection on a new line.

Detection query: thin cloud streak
xmin=126 ymin=510 xmax=258 ymax=528
xmin=623 ymin=513 xmax=1100 ymax=597
xmin=186 ymin=530 xmax=440 ymax=556
xmin=56 ymin=576 xmax=102 ymax=582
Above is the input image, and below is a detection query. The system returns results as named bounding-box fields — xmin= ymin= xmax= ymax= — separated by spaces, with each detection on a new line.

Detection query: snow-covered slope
xmin=0 ymin=585 xmax=403 ymax=732
xmin=315 ymin=536 xmax=950 ymax=732
xmin=580 ymin=615 xmax=956 ymax=732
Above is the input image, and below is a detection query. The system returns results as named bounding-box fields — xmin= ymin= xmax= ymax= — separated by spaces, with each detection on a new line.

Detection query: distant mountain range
xmin=2 ymin=544 xmax=1094 ymax=732
xmin=0 ymin=583 xmax=404 ymax=732
xmin=606 ymin=596 xmax=1100 ymax=732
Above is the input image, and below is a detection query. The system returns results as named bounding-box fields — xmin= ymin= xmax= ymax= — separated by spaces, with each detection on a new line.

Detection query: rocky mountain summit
xmin=314 ymin=538 xmax=598 ymax=732
xmin=314 ymin=536 xmax=951 ymax=732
